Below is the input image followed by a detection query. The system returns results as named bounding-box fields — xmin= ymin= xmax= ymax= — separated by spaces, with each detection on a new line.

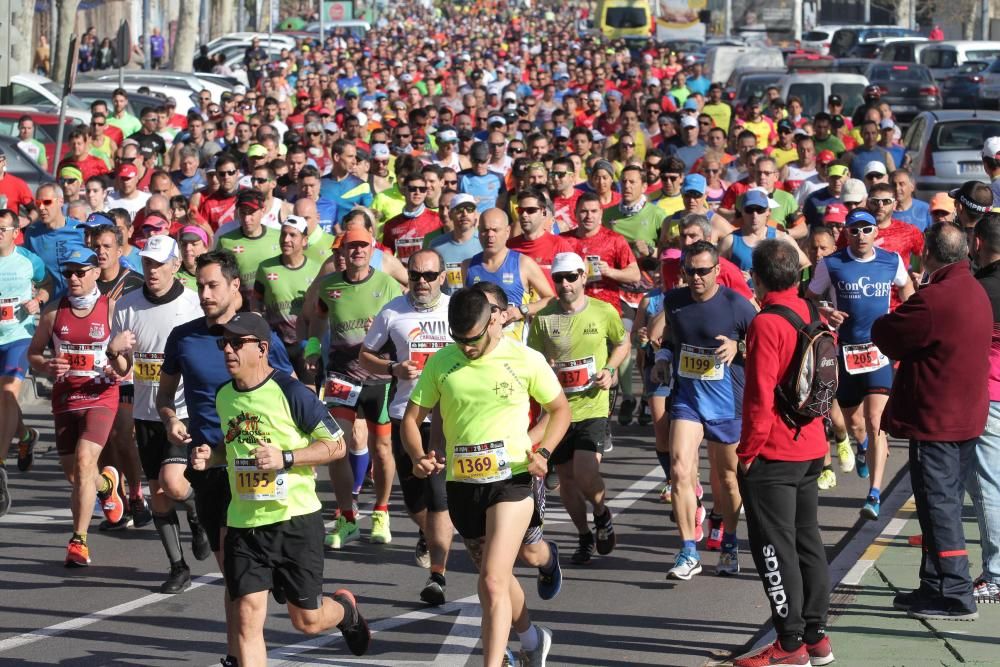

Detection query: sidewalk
xmin=828 ymin=497 xmax=999 ymax=666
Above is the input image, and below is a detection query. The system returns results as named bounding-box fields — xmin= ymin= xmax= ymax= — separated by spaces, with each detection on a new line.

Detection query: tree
xmin=173 ymin=0 xmax=199 ymax=72
xmin=9 ymin=3 xmax=35 ymax=77
xmin=52 ymin=0 xmax=80 ymax=84
xmin=212 ymin=0 xmax=234 ymax=40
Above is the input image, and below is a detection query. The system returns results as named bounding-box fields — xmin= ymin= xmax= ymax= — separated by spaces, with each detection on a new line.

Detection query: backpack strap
xmin=760 ymin=303 xmax=807 ymax=331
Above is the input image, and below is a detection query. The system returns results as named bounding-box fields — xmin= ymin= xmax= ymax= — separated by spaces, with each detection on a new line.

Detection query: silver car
xmin=902 ymin=110 xmax=1000 ymax=199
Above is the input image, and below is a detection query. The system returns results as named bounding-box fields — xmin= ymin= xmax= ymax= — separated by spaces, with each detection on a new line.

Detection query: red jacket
xmin=872 ymin=260 xmax=991 ymax=441
xmin=738 ymin=287 xmax=827 ymax=465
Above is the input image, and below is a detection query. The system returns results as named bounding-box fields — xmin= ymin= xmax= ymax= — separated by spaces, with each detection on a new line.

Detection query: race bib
xmin=445 ymin=262 xmax=463 ymax=290
xmin=324 ymin=373 xmax=361 ymax=407
xmin=451 ymin=440 xmax=512 ymax=483
xmin=678 ymin=344 xmax=724 ymax=381
xmin=234 ymin=457 xmax=288 ymax=501
xmin=0 ymin=297 xmax=17 ymax=323
xmin=586 ymin=255 xmax=602 ymax=283
xmin=395 ymin=237 xmax=423 ymax=262
xmin=408 ymin=339 xmax=449 ymax=371
xmin=554 ymin=356 xmax=597 ymax=394
xmin=133 ymin=352 xmax=164 ymax=385
xmin=842 ymin=342 xmax=889 ymax=375
xmin=60 ymin=343 xmax=106 ymax=377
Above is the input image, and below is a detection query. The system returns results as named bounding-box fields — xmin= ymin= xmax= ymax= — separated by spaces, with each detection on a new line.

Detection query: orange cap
xmin=929 ymin=192 xmax=956 ymax=214
xmin=342 ymin=228 xmax=373 ymax=246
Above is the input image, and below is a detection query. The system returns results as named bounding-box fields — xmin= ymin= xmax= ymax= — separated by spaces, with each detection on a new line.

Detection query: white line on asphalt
xmin=0 ymin=573 xmax=224 ymax=653
xmin=841 ymin=512 xmax=912 ymax=586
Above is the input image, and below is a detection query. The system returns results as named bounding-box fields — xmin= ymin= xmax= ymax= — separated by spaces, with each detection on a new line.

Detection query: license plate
xmin=946 ymin=97 xmax=961 ymax=104
xmin=960 ymin=162 xmax=985 ymax=174
xmin=893 ymin=105 xmax=916 ymax=113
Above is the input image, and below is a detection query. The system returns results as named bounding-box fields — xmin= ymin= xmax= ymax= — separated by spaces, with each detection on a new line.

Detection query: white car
xmin=80 ymin=70 xmax=231 ymax=103
xmin=902 ymin=110 xmax=1000 ymax=198
xmin=206 ymin=32 xmax=297 ymax=53
xmin=9 ymin=73 xmax=92 ymax=124
xmin=800 ymin=25 xmax=851 ymax=55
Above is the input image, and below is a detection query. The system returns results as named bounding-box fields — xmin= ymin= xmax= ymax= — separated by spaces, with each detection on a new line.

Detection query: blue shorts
xmin=0 ymin=338 xmax=30 ymax=380
xmin=670 ymin=401 xmax=741 ymax=444
xmin=837 ymin=362 xmax=893 ymax=409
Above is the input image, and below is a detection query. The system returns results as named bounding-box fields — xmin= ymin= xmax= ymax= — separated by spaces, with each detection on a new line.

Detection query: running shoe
xmin=861 ymin=495 xmax=880 ymax=521
xmin=160 ymin=562 xmax=192 ymax=594
xmin=189 ymin=515 xmax=212 ymax=561
xmin=370 ymin=510 xmax=392 ymax=544
xmin=571 ymin=531 xmax=595 ymax=565
xmin=732 ymin=640 xmax=810 ymax=666
xmin=717 ymin=548 xmax=740 ymax=576
xmin=836 ymin=437 xmax=854 ymax=473
xmin=637 ymin=399 xmax=652 ymax=426
xmin=536 ymin=542 xmax=562 ymax=600
xmin=666 ymin=551 xmax=702 ymax=581
xmin=334 ymin=589 xmax=371 ymax=656
xmin=518 ymin=625 xmax=553 ymax=667
xmin=0 ymin=466 xmax=10 ymax=517
xmin=16 ymin=427 xmax=39 ymax=472
xmin=973 ymin=578 xmax=1000 ymax=604
xmin=544 ymin=470 xmax=560 ymax=491
xmin=65 ymin=538 xmax=91 ymax=567
xmin=98 ymin=466 xmax=126 ymax=524
xmin=694 ymin=501 xmax=706 ymax=543
xmin=500 ymin=647 xmax=517 ymax=666
xmin=617 ymin=397 xmax=636 ymax=426
xmin=594 ymin=509 xmax=616 ymax=555
xmin=705 ymin=513 xmax=724 ymax=551
xmin=98 ymin=512 xmax=133 ymax=531
xmin=817 ymin=468 xmax=837 ymax=491
xmin=419 ymin=572 xmax=446 ymax=606
xmin=603 ymin=431 xmax=614 ymax=454
xmin=131 ymin=495 xmax=153 ymax=528
xmin=325 ymin=516 xmax=360 ymax=549
xmin=806 ymin=636 xmax=835 ymax=666
xmin=856 ymin=446 xmax=869 ymax=479
xmin=659 ymin=482 xmax=672 ymax=504
xmin=414 ymin=530 xmax=430 ymax=569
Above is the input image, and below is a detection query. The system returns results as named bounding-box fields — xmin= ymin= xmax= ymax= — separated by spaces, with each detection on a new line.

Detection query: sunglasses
xmin=251 ymin=177 xmax=270 ymax=184
xmin=91 ymin=122 xmax=106 ymax=127
xmin=662 ymin=174 xmax=680 ymax=181
xmin=621 ymin=142 xmax=636 ymax=148
xmin=745 ymin=206 xmax=768 ymax=214
xmin=217 ymin=169 xmax=238 ymax=177
xmin=869 ymin=198 xmax=895 ymax=207
xmin=519 ymin=206 xmax=541 ymax=215
xmin=450 ymin=318 xmax=492 ymax=345
xmin=551 ymin=171 xmax=569 ymax=178
xmin=705 ymin=168 xmax=721 ymax=174
xmin=308 ymin=131 xmax=322 ymax=136
xmin=60 ymin=178 xmax=79 ymax=184
xmin=848 ymin=225 xmax=876 ymax=236
xmin=35 ymin=198 xmax=55 ymax=206
xmin=683 ymin=264 xmax=717 ymax=276
xmin=61 ymin=267 xmax=93 ymax=278
xmin=489 ymin=142 xmax=505 ymax=148
xmin=552 ymin=272 xmax=582 ymax=283
xmin=408 ymin=186 xmax=428 ymax=193
xmin=215 ymin=337 xmax=262 ymax=351
xmin=408 ymin=270 xmax=441 ymax=283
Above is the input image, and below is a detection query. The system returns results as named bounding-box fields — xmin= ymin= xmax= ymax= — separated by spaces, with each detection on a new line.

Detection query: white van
xmin=705 ymin=46 xmax=784 ymax=86
xmin=919 ymin=40 xmax=1000 ymax=80
xmin=776 ymin=73 xmax=870 ymax=117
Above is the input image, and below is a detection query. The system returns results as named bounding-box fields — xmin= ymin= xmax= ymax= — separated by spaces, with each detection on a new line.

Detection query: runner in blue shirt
xmin=458 ymin=142 xmax=507 ymax=213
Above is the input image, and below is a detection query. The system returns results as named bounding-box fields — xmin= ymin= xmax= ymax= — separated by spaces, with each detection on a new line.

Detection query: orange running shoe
xmin=98 ymin=466 xmax=125 ymax=524
xmin=65 ymin=539 xmax=91 ymax=567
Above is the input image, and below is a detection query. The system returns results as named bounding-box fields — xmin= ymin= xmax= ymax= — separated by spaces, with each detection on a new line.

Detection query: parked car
xmin=70 ymin=86 xmax=174 ymax=120
xmin=776 ymin=73 xmax=869 ymax=117
xmin=919 ymin=40 xmax=1000 ymax=81
xmin=68 ymin=80 xmax=198 ymax=117
xmin=785 ymin=53 xmax=835 ymax=72
xmin=0 ymin=135 xmax=55 ymax=194
xmin=875 ymin=37 xmax=931 ymax=64
xmin=206 ymin=32 xmax=297 ymax=53
xmin=863 ymin=62 xmax=941 ymax=122
xmin=800 ymin=25 xmax=851 ymax=55
xmin=902 ymin=110 xmax=1000 ymax=198
xmin=8 ymin=74 xmax=91 ymax=124
xmin=0 ymin=107 xmax=82 ymax=167
xmin=829 ymin=26 xmax=921 ymax=58
xmin=79 ymin=70 xmax=232 ymax=102
xmin=723 ymin=68 xmax=786 ymax=107
xmin=705 ymin=45 xmax=784 ymax=85
xmin=941 ymin=60 xmax=990 ymax=109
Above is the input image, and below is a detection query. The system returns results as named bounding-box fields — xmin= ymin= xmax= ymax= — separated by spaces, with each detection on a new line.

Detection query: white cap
xmin=863 ymin=161 xmax=887 ymax=176
xmin=233 ymin=84 xmax=247 ymax=95
xmin=503 ymin=91 xmax=517 ymax=101
xmin=747 ymin=186 xmax=779 ymax=209
xmin=282 ymin=215 xmax=309 ymax=234
xmin=588 ymin=91 xmax=603 ymax=102
xmin=324 ymin=121 xmax=340 ymax=133
xmin=139 ymin=235 xmax=179 ymax=263
xmin=437 ymin=129 xmax=458 ymax=143
xmin=401 ymin=73 xmax=414 ymax=83
xmin=680 ymin=116 xmax=698 ymax=129
xmin=841 ymin=178 xmax=868 ymax=204
xmin=550 ymin=252 xmax=587 ymax=275
xmin=371 ymin=143 xmax=390 ymax=159
xmin=984 ymin=136 xmax=1000 ymax=159
xmin=449 ymin=193 xmax=477 ymax=210
xmin=646 ymin=77 xmax=661 ymax=87
xmin=487 ymin=114 xmax=506 ymax=126
xmin=880 ymin=118 xmax=895 ymax=130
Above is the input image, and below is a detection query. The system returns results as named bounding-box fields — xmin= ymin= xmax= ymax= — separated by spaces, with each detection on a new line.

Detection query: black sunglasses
xmin=61 ymin=267 xmax=93 ymax=278
xmin=683 ymin=265 xmax=717 ymax=277
xmin=449 ymin=317 xmax=492 ymax=345
xmin=215 ymin=337 xmax=261 ymax=351
xmin=408 ymin=270 xmax=441 ymax=283
xmin=552 ymin=272 xmax=582 ymax=283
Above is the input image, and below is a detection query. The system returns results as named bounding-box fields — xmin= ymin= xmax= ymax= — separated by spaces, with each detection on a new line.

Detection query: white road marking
xmin=0 ymin=573 xmax=224 ymax=653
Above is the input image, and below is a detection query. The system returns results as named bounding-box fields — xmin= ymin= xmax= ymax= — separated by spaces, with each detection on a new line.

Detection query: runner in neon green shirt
xmin=214 ymin=190 xmax=281 ymax=304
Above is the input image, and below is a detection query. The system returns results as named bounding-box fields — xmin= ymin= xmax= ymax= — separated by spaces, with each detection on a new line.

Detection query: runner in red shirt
xmin=196 ymin=155 xmax=241 ymax=231
xmin=549 ymin=157 xmax=582 ymax=233
xmin=0 ymin=149 xmax=33 ymax=218
xmin=58 ymin=128 xmax=110 ymax=182
xmin=566 ymin=192 xmax=640 ymax=314
xmin=382 ymin=173 xmax=442 ymax=265
xmin=507 ymin=188 xmax=576 ymax=290
xmin=26 ymin=246 xmax=126 ymax=568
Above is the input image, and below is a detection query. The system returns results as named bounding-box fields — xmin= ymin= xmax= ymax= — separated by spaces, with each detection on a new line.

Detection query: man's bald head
xmin=293 ymin=197 xmax=318 ymax=217
xmin=925 ymin=221 xmax=969 ymax=267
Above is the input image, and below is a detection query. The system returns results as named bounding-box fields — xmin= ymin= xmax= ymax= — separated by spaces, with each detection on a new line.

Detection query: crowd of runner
xmin=1 ymin=1 xmax=1000 ymax=665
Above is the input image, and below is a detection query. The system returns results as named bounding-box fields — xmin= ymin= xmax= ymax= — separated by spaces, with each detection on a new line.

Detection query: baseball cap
xmin=949 ymin=180 xmax=993 ymax=214
xmin=827 ymin=164 xmax=849 ymax=178
xmin=487 ymin=114 xmax=506 ymax=127
xmin=680 ymin=116 xmax=698 ymax=129
xmin=247 ymin=144 xmax=268 ymax=159
xmin=747 ymin=95 xmax=762 ymax=107
xmin=281 ymin=215 xmax=309 ymax=234
xmin=591 ymin=129 xmax=606 ymax=142
xmin=220 ymin=311 xmax=272 ymax=342
xmin=588 ymin=91 xmax=603 ymax=102
xmin=304 ymin=121 xmax=324 ymax=134
xmin=554 ymin=126 xmax=571 ymax=140
xmin=823 ymin=202 xmax=848 ymax=225
xmin=743 ymin=189 xmax=771 ymax=210
xmin=777 ymin=119 xmax=794 ymax=133
xmin=139 ymin=234 xmax=179 ymax=262
xmin=117 ymin=164 xmax=138 ymax=179
xmin=606 ymin=90 xmax=623 ymax=102
xmin=236 ymin=189 xmax=265 ymax=211
xmin=324 ymin=121 xmax=340 ymax=133
xmin=817 ymin=150 xmax=836 ymax=165
xmin=437 ymin=128 xmax=459 ymax=143
xmin=342 ymin=228 xmax=373 ymax=246
xmin=983 ymin=136 xmax=1000 ymax=160
xmin=59 ymin=245 xmax=98 ymax=267
xmin=682 ymin=173 xmax=706 ymax=196
xmin=550 ymin=252 xmax=586 ymax=275
xmin=59 ymin=166 xmax=84 ymax=181
xmin=371 ymin=143 xmax=390 ymax=160
xmin=682 ymin=98 xmax=699 ymax=111
xmin=929 ymin=192 xmax=956 ymax=214
xmin=646 ymin=76 xmax=661 ymax=87
xmin=828 ymin=94 xmax=843 ymax=106
xmin=79 ymin=212 xmax=115 ymax=229
xmin=142 ymin=213 xmax=171 ymax=232
xmin=841 ymin=179 xmax=868 ymax=204
xmin=863 ymin=161 xmax=887 ymax=177
xmin=845 ymin=209 xmax=877 ymax=227
xmin=450 ymin=193 xmax=477 ymax=210
xmin=179 ymin=225 xmax=209 ymax=245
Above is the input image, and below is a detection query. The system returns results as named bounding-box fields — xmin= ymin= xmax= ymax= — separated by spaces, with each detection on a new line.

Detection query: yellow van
xmin=597 ymin=0 xmax=653 ymax=42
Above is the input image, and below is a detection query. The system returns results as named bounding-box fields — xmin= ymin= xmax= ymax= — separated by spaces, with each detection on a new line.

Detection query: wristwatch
xmin=535 ymin=448 xmax=551 ymax=460
xmin=387 ymin=361 xmax=398 ymax=375
xmin=282 ymin=450 xmax=295 ymax=470
xmin=737 ymin=340 xmax=747 ymax=356
xmin=518 ymin=303 xmax=530 ymax=317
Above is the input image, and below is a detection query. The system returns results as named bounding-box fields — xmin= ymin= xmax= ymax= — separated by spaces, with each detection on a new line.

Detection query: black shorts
xmin=119 ymin=384 xmax=134 ymax=405
xmin=224 ymin=510 xmax=325 ymax=609
xmin=550 ymin=417 xmax=607 ymax=467
xmin=391 ymin=420 xmax=448 ymax=514
xmin=329 ymin=383 xmax=391 ymax=431
xmin=186 ymin=465 xmax=231 ymax=552
xmin=135 ymin=418 xmax=189 ymax=480
xmin=446 ymin=473 xmax=541 ymax=540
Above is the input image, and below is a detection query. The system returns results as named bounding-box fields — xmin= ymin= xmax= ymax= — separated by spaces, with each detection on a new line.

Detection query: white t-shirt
xmin=106 ymin=190 xmax=152 ymax=222
xmin=362 ymin=293 xmax=451 ymax=420
xmin=111 ymin=282 xmax=202 ymax=421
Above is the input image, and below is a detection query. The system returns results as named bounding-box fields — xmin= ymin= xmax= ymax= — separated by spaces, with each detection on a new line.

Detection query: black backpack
xmin=760 ymin=301 xmax=838 ymax=436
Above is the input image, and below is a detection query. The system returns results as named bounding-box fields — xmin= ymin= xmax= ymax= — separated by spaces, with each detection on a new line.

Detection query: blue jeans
xmin=969 ymin=401 xmax=1000 ymax=584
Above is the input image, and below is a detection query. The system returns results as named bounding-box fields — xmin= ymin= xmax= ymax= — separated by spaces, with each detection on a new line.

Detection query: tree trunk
xmin=53 ymin=0 xmax=80 ymax=84
xmin=173 ymin=0 xmax=199 ymax=72
xmin=212 ymin=0 xmax=234 ymax=40
xmin=9 ymin=3 xmax=35 ymax=77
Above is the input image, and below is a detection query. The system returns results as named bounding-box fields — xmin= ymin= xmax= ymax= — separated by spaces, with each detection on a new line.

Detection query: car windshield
xmin=968 ymin=50 xmax=1000 ymax=62
xmin=739 ymin=76 xmax=780 ymax=101
xmin=604 ymin=7 xmax=648 ymax=28
xmin=931 ymin=121 xmax=1000 ymax=151
xmin=41 ymin=80 xmax=88 ymax=111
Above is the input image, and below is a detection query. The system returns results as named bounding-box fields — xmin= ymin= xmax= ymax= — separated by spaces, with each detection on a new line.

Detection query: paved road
xmin=0 ymin=399 xmax=911 ymax=666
